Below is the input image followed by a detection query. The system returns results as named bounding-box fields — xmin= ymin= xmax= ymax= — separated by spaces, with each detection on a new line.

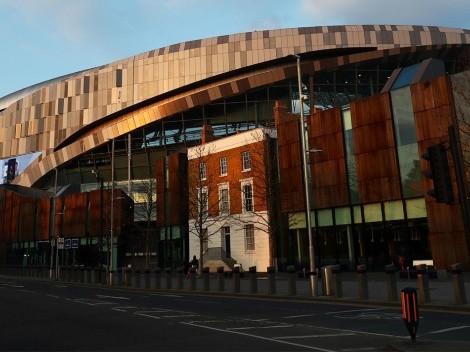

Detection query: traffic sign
xmin=58 ymin=237 xmax=65 ymax=249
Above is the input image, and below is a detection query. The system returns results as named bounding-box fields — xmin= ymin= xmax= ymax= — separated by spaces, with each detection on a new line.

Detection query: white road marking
xmin=111 ymin=306 xmax=138 ymax=312
xmin=326 ymin=308 xmax=385 ymax=315
xmin=428 ymin=326 xmax=470 ymax=334
xmin=228 ymin=324 xmax=292 ymax=331
xmin=274 ymin=333 xmax=356 ymax=339
xmin=46 ymin=294 xmax=61 ymax=299
xmin=180 ymin=321 xmax=337 ymax=352
xmin=1 ymin=283 xmax=24 ymax=288
xmin=284 ymin=314 xmax=317 ymax=319
xmin=96 ymin=295 xmax=130 ymax=300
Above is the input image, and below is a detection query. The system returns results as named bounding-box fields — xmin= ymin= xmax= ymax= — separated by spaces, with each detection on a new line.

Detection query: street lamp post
xmin=109 ymin=138 xmax=115 ymax=285
xmin=294 ymin=54 xmax=318 ymax=297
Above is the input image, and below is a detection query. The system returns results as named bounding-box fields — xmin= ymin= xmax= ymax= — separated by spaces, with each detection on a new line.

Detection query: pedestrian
xmin=191 ymin=255 xmax=199 ymax=275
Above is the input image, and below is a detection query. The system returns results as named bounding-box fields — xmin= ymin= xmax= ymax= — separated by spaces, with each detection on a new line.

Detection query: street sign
xmin=58 ymin=237 xmax=65 ymax=250
xmin=72 ymin=238 xmax=79 ymax=249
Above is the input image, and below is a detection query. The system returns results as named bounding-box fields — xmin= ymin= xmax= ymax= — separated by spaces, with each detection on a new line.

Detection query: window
xmin=244 ymin=224 xmax=255 ymax=251
xmin=199 ymin=188 xmax=208 ymax=217
xmin=242 ymin=183 xmax=253 ymax=212
xmin=199 ymin=162 xmax=206 ymax=180
xmin=242 ymin=151 xmax=251 ymax=171
xmin=219 ymin=187 xmax=229 ymax=215
xmin=220 ymin=157 xmax=227 ymax=176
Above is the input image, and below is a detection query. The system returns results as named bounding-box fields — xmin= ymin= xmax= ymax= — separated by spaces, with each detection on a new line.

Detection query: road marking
xmin=428 ymin=326 xmax=470 ymax=334
xmin=96 ymin=295 xmax=130 ymax=300
xmin=111 ymin=306 xmax=138 ymax=312
xmin=46 ymin=294 xmax=61 ymax=299
xmin=228 ymin=324 xmax=293 ymax=331
xmin=180 ymin=321 xmax=336 ymax=352
xmin=284 ymin=314 xmax=317 ymax=319
xmin=326 ymin=308 xmax=385 ymax=315
xmin=1 ymin=283 xmax=24 ymax=288
xmin=18 ymin=289 xmax=34 ymax=293
xmin=273 ymin=333 xmax=356 ymax=339
xmin=75 ymin=298 xmax=114 ymax=306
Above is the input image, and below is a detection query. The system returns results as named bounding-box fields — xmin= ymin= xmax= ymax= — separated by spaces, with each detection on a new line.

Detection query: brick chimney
xmin=201 ymin=124 xmax=215 ymax=144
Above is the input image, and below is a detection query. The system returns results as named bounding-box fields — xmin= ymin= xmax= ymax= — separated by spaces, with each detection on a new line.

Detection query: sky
xmin=0 ymin=0 xmax=469 ymax=98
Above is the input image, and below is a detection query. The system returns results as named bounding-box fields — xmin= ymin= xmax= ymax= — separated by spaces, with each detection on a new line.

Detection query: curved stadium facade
xmin=1 ymin=25 xmax=470 ymax=271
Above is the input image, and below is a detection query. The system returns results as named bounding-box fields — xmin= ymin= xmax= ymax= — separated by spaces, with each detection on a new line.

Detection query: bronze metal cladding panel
xmin=38 ymin=198 xmax=51 ymax=241
xmin=351 ymin=94 xmax=400 ymax=202
xmin=18 ymin=198 xmax=35 ymax=241
xmin=411 ymin=75 xmax=453 ymax=113
xmin=64 ymin=193 xmax=87 ymax=238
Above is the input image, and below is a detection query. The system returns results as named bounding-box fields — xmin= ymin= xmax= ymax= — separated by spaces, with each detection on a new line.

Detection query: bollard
xmin=416 ymin=264 xmax=431 ymax=303
xmin=357 ymin=265 xmax=369 ymax=300
xmin=451 ymin=263 xmax=467 ymax=305
xmin=125 ymin=268 xmax=132 ymax=287
xmin=92 ymin=267 xmax=99 ymax=284
xmin=232 ymin=267 xmax=241 ymax=293
xmin=116 ymin=268 xmax=123 ymax=286
xmin=164 ymin=267 xmax=172 ymax=290
xmin=144 ymin=269 xmax=150 ymax=289
xmin=322 ymin=265 xmax=334 ymax=296
xmin=85 ymin=267 xmax=92 ymax=284
xmin=401 ymin=287 xmax=419 ymax=341
xmin=176 ymin=267 xmax=184 ymax=290
xmin=189 ymin=267 xmax=197 ymax=291
xmin=217 ymin=266 xmax=225 ymax=292
xmin=134 ymin=269 xmax=141 ymax=288
xmin=154 ymin=267 xmax=162 ymax=290
xmin=202 ymin=267 xmax=210 ymax=291
xmin=101 ymin=268 xmax=107 ymax=285
xmin=79 ymin=267 xmax=85 ymax=283
xmin=267 ymin=266 xmax=276 ymax=295
xmin=286 ymin=265 xmax=297 ymax=296
xmin=333 ymin=265 xmax=342 ymax=299
xmin=249 ymin=266 xmax=257 ymax=294
xmin=385 ymin=264 xmax=398 ymax=301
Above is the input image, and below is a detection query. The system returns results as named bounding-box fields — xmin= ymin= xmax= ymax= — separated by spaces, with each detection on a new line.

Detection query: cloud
xmin=300 ymin=0 xmax=470 ymax=28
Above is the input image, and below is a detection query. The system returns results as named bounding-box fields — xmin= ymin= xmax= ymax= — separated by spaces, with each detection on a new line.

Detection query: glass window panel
xmin=406 ymin=198 xmax=427 ymax=219
xmin=384 ymin=200 xmax=405 ymax=221
xmin=334 ymin=207 xmax=352 ymax=225
xmin=318 ymin=209 xmax=333 ymax=227
xmin=363 ymin=203 xmax=382 ymax=222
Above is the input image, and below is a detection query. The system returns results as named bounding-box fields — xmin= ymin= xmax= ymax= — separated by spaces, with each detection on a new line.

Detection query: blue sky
xmin=1 ymin=0 xmax=469 ymax=98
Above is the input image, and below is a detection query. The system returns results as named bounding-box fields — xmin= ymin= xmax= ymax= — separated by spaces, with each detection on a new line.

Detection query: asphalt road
xmin=1 ymin=277 xmax=469 ymax=351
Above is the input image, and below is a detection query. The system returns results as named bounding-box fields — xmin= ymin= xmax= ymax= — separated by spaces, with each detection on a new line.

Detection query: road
xmin=1 ymin=277 xmax=469 ymax=351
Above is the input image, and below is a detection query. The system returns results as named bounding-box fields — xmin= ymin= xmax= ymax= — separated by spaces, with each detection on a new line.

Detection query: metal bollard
xmin=286 ymin=265 xmax=297 ymax=296
xmin=333 ymin=265 xmax=342 ymax=299
xmin=134 ymin=269 xmax=141 ymax=288
xmin=232 ymin=267 xmax=240 ymax=293
xmin=202 ymin=267 xmax=210 ymax=291
xmin=357 ymin=265 xmax=369 ymax=300
xmin=176 ymin=267 xmax=184 ymax=290
xmin=164 ymin=267 xmax=172 ymax=290
xmin=154 ymin=267 xmax=162 ymax=290
xmin=451 ymin=263 xmax=467 ymax=305
xmin=249 ymin=266 xmax=257 ymax=294
xmin=144 ymin=269 xmax=150 ymax=289
xmin=416 ymin=264 xmax=431 ymax=303
xmin=189 ymin=267 xmax=197 ymax=291
xmin=385 ymin=264 xmax=398 ymax=301
xmin=267 ymin=266 xmax=276 ymax=295
xmin=217 ymin=267 xmax=225 ymax=292
xmin=125 ymin=268 xmax=132 ymax=287
xmin=401 ymin=287 xmax=419 ymax=341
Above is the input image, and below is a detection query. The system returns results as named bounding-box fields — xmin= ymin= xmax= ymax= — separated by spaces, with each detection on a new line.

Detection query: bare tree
xmin=231 ymin=129 xmax=294 ymax=268
xmin=187 ymin=143 xmax=231 ymax=273
xmin=132 ymin=178 xmax=157 ymax=268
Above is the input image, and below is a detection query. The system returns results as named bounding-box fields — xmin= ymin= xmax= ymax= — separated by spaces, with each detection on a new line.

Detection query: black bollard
xmin=385 ymin=264 xmax=398 ymax=301
xmin=176 ymin=267 xmax=184 ymax=290
xmin=217 ymin=266 xmax=225 ymax=292
xmin=356 ymin=265 xmax=369 ymax=300
xmin=164 ymin=267 xmax=172 ymax=290
xmin=232 ymin=266 xmax=240 ymax=293
xmin=333 ymin=265 xmax=342 ymax=299
xmin=451 ymin=263 xmax=467 ymax=305
xmin=416 ymin=264 xmax=431 ymax=303
xmin=249 ymin=266 xmax=257 ymax=294
xmin=202 ymin=267 xmax=210 ymax=291
xmin=401 ymin=287 xmax=419 ymax=341
xmin=286 ymin=265 xmax=296 ymax=296
xmin=267 ymin=266 xmax=276 ymax=295
xmin=154 ymin=267 xmax=162 ymax=290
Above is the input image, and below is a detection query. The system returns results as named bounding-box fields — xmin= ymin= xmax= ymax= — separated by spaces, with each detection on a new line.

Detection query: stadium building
xmin=1 ymin=25 xmax=470 ymax=272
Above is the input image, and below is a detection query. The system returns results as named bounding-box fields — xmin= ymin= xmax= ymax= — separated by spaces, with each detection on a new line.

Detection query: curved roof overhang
xmin=14 ymin=43 xmax=468 ymax=188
